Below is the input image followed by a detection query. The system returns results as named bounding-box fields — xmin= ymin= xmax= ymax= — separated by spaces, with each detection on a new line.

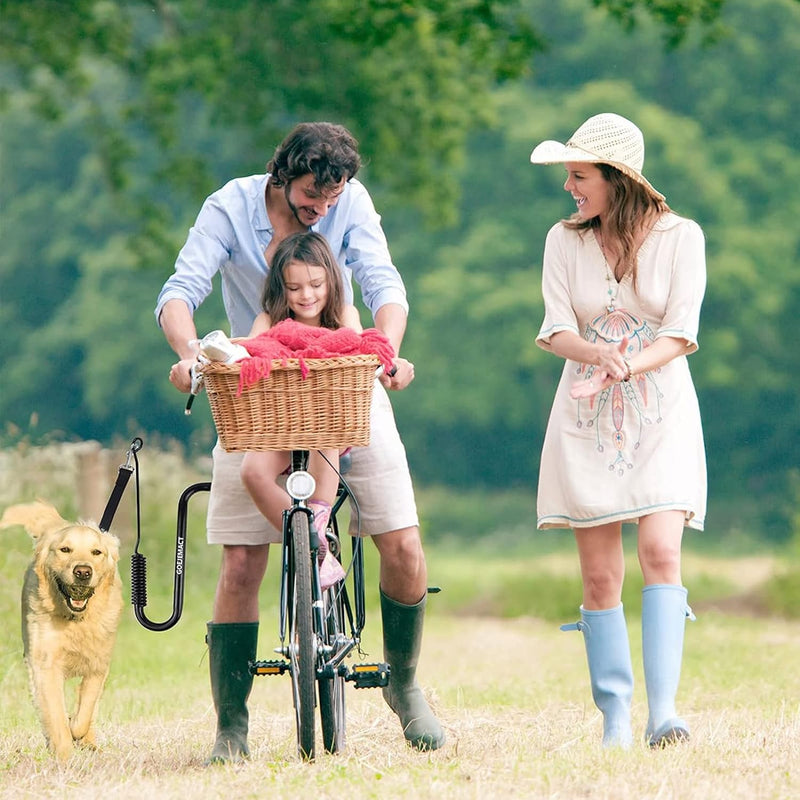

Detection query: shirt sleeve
xmin=154 ymin=191 xmax=235 ymax=326
xmin=536 ymin=224 xmax=580 ymax=351
xmin=656 ymin=219 xmax=707 ymax=353
xmin=341 ymin=182 xmax=409 ymax=317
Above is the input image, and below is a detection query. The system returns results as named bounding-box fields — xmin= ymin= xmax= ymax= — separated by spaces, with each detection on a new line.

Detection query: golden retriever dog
xmin=0 ymin=501 xmax=123 ymax=761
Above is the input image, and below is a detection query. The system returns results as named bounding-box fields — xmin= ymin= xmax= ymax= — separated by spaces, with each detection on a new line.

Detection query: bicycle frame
xmin=252 ymin=447 xmax=389 ymax=759
xmin=277 ymin=450 xmax=366 ymax=660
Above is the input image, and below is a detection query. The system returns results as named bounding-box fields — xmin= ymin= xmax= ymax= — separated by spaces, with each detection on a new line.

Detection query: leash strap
xmin=99 ymin=437 xmax=142 ymax=533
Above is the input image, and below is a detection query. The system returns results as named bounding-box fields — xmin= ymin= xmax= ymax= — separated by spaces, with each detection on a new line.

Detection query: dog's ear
xmin=0 ymin=501 xmax=71 ymax=541
xmin=104 ymin=532 xmax=121 ymax=565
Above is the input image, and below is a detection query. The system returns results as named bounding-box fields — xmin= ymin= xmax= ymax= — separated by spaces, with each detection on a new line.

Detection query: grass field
xmin=1 ymin=443 xmax=798 ymax=799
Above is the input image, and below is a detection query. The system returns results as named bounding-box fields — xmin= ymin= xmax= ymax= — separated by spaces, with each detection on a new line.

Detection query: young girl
xmin=239 ymin=231 xmax=361 ymax=587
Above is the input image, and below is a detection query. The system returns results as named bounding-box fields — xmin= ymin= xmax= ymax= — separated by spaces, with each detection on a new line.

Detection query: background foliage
xmin=1 ymin=0 xmax=798 ymax=540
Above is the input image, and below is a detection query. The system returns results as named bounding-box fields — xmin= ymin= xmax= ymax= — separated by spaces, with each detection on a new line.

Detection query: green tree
xmin=0 ymin=0 xmax=732 ymax=232
xmin=1 ymin=0 xmax=543 ymax=230
xmin=2 ymin=0 xmax=798 ymax=540
xmin=389 ymin=0 xmax=800 ymax=538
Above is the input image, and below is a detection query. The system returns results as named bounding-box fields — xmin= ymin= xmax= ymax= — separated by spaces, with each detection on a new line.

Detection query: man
xmin=156 ymin=122 xmax=445 ymax=760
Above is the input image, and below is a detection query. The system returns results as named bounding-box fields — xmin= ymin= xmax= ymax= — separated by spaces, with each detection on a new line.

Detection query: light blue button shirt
xmin=155 ymin=174 xmax=409 ymax=337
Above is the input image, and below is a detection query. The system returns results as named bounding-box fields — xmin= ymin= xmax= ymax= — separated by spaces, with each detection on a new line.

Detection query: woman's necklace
xmin=597 ymin=231 xmax=619 ymax=313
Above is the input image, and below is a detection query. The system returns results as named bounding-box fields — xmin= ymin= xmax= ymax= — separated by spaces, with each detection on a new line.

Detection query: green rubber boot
xmin=380 ymin=590 xmax=445 ymax=751
xmin=206 ymin=621 xmax=259 ymax=764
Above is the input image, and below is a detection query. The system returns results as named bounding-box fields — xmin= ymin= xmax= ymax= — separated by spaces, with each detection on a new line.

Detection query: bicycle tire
xmin=288 ymin=510 xmax=316 ymax=760
xmin=319 ymin=581 xmax=347 ymax=753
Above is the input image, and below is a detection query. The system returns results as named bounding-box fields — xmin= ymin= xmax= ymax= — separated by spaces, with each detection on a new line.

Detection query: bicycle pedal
xmin=250 ymin=659 xmax=289 ymax=677
xmin=346 ymin=662 xmax=391 ymax=689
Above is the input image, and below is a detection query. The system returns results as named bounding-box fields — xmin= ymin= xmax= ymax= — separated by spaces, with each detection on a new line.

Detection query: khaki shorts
xmin=206 ymin=382 xmax=418 ymax=545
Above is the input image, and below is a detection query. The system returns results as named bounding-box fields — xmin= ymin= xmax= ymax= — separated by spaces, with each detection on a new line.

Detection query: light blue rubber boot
xmin=642 ymin=584 xmax=695 ymax=747
xmin=563 ymin=604 xmax=633 ymax=748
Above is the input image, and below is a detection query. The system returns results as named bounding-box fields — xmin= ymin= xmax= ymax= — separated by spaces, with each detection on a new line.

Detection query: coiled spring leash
xmin=127 ymin=439 xmax=148 ymax=616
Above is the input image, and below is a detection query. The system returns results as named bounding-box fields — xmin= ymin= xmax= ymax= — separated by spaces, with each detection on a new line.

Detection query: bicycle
xmin=249 ymin=447 xmax=389 ymax=759
xmin=111 ymin=352 xmax=391 ymax=761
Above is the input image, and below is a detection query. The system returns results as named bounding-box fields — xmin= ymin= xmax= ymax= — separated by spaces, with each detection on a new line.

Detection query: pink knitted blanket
xmin=237 ymin=318 xmax=395 ymax=393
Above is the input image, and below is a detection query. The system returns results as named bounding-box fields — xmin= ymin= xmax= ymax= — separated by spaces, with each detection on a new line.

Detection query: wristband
xmin=622 ymin=356 xmax=632 ymax=382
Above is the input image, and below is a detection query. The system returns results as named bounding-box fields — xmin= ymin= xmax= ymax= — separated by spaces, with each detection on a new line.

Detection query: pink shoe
xmin=309 ymin=501 xmax=345 ymax=590
xmin=319 ymin=551 xmax=346 ymax=591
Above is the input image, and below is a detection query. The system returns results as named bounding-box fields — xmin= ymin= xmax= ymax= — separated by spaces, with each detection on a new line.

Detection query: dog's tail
xmin=0 ymin=501 xmax=71 ymax=540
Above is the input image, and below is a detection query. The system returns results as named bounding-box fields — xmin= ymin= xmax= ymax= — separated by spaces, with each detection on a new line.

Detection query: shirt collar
xmin=254 ymin=174 xmax=273 ymax=233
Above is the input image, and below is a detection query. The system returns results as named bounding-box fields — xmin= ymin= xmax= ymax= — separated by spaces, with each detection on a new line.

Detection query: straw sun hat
xmin=530 ymin=112 xmax=665 ymax=202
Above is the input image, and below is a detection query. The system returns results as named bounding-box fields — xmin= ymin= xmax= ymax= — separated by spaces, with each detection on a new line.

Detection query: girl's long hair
xmin=564 ymin=164 xmax=670 ymax=289
xmin=262 ymin=232 xmax=345 ymax=329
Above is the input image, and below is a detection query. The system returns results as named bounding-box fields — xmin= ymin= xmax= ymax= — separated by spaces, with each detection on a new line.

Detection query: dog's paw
xmin=70 ymin=717 xmax=95 ymax=741
xmin=74 ymin=737 xmax=99 ymax=752
xmin=53 ymin=742 xmax=75 ymax=762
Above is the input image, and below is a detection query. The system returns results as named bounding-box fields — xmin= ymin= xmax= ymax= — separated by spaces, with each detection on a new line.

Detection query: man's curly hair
xmin=267 ymin=122 xmax=361 ymax=190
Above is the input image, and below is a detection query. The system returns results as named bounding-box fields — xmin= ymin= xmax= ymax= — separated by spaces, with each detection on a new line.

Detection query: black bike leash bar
xmin=131 ymin=481 xmax=210 ymax=632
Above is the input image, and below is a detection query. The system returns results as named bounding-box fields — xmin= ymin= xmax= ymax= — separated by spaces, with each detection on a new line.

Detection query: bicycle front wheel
xmin=319 ymin=582 xmax=347 ymax=753
xmin=288 ymin=510 xmax=316 ymax=760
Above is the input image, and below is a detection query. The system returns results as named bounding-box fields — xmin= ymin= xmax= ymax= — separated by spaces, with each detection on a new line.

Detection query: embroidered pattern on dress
xmin=575 ymin=307 xmax=662 ymax=476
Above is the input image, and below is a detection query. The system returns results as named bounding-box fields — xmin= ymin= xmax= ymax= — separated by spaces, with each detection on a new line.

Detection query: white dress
xmin=535 ymin=213 xmax=707 ymax=530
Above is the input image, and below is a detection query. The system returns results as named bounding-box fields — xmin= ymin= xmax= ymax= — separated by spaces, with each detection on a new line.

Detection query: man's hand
xmin=168 ymin=357 xmax=196 ymax=393
xmin=379 ymin=357 xmax=414 ymax=391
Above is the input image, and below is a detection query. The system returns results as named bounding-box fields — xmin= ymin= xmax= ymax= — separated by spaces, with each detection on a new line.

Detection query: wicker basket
xmin=200 ymin=355 xmax=379 ymax=451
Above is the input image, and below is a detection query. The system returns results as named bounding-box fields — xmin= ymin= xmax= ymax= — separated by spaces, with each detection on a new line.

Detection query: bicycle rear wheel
xmin=288 ymin=510 xmax=316 ymax=760
xmin=319 ymin=580 xmax=347 ymax=753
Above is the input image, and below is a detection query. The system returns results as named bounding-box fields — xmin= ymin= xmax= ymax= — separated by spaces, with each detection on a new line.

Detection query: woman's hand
xmin=380 ymin=357 xmax=414 ymax=390
xmin=571 ymin=338 xmax=630 ymax=399
xmin=596 ymin=337 xmax=629 ymax=382
xmin=570 ymin=370 xmax=615 ymax=399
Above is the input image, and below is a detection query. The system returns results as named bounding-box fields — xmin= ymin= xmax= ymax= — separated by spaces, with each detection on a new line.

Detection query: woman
xmin=530 ymin=113 xmax=706 ymax=748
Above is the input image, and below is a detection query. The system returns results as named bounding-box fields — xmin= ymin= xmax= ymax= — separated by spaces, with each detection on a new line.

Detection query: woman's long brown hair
xmin=564 ymin=164 xmax=670 ymax=290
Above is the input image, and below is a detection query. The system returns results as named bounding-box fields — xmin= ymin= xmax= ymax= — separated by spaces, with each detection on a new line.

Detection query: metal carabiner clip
xmin=124 ymin=436 xmax=143 ymax=470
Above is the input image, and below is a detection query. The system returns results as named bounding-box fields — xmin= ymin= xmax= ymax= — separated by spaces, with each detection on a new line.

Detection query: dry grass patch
xmin=1 ymin=614 xmax=798 ymax=800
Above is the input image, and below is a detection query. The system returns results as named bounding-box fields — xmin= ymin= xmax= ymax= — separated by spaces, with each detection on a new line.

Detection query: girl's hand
xmin=380 ymin=357 xmax=415 ymax=390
